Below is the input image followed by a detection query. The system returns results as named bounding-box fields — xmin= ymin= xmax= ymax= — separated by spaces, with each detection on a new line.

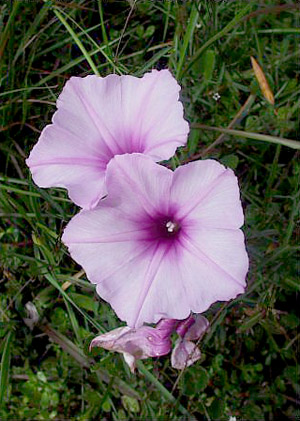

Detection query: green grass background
xmin=0 ymin=0 xmax=299 ymax=419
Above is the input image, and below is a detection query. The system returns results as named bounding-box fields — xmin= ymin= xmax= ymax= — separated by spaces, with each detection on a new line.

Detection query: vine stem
xmin=137 ymin=361 xmax=194 ymax=418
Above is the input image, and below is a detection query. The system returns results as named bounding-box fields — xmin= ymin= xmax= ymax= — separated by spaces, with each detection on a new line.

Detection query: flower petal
xmin=90 ymin=326 xmax=132 ymax=352
xmin=26 ymin=123 xmax=107 ymax=209
xmin=132 ymin=69 xmax=189 ymax=160
xmin=171 ymin=160 xmax=244 ymax=229
xmin=123 ymin=352 xmax=137 ymax=373
xmin=174 ymin=233 xmax=246 ymax=314
xmin=156 ymin=319 xmax=179 ymax=339
xmin=176 ymin=314 xmax=209 ymax=340
xmin=171 ymin=339 xmax=201 ymax=369
xmin=62 ymin=206 xmax=154 ymax=292
xmin=102 ymin=244 xmax=190 ymax=327
xmin=185 ymin=228 xmax=249 ymax=285
xmin=90 ymin=325 xmax=172 ymax=371
xmin=87 ymin=70 xmax=189 ymax=160
xmin=105 ymin=153 xmax=173 ymax=217
xmin=27 ymin=70 xmax=189 ymax=209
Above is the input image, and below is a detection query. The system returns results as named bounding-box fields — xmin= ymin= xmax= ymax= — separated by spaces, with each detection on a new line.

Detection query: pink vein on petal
xmin=46 ymin=123 xmax=109 ymax=159
xmin=66 ymin=228 xmax=153 ymax=244
xmin=115 ymin=159 xmax=160 ymax=218
xmin=73 ymin=83 xmax=120 ymax=156
xmin=180 ymin=233 xmax=245 ymax=288
xmin=141 ymin=98 xmax=184 ymax=143
xmin=131 ymin=244 xmax=170 ymax=327
xmin=131 ymin=71 xmax=161 ymax=149
xmin=178 ymin=168 xmax=229 ymax=219
xmin=97 ymin=243 xmax=154 ymax=284
xmin=29 ymin=157 xmax=105 ymax=168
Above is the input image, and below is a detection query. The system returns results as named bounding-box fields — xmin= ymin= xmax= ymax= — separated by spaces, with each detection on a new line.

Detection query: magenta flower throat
xmin=62 ymin=153 xmax=249 ymax=328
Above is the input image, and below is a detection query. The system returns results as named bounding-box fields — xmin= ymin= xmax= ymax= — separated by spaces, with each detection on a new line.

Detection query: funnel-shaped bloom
xmin=63 ymin=153 xmax=248 ymax=327
xmin=171 ymin=314 xmax=209 ymax=369
xmin=26 ymin=70 xmax=189 ymax=209
xmin=90 ymin=319 xmax=177 ymax=373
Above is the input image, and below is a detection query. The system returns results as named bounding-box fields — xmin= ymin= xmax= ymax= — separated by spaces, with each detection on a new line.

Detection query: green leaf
xmin=136 ymin=25 xmax=144 ymax=38
xmin=238 ymin=311 xmax=262 ymax=332
xmin=208 ymin=397 xmax=225 ymax=420
xmin=282 ymin=278 xmax=300 ymax=292
xmin=144 ymin=25 xmax=155 ymax=38
xmin=242 ymin=403 xmax=264 ymax=419
xmin=220 ymin=154 xmax=239 ymax=170
xmin=121 ymin=395 xmax=140 ymax=413
xmin=101 ymin=399 xmax=111 ymax=412
xmin=69 ymin=293 xmax=98 ymax=313
xmin=183 ymin=367 xmax=209 ymax=395
xmin=201 ymin=49 xmax=216 ymax=81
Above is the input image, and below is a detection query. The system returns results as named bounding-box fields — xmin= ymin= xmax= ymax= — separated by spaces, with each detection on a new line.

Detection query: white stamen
xmin=166 ymin=221 xmax=176 ymax=233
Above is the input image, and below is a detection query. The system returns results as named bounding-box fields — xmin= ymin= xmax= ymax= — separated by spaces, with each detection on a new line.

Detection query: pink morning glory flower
xmin=90 ymin=319 xmax=178 ymax=373
xmin=62 ymin=153 xmax=249 ymax=328
xmin=171 ymin=314 xmax=209 ymax=369
xmin=26 ymin=70 xmax=189 ymax=209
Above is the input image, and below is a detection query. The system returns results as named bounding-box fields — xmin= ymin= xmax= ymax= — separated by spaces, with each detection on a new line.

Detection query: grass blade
xmin=13 ymin=1 xmax=51 ymax=64
xmin=175 ymin=3 xmax=200 ymax=78
xmin=0 ymin=1 xmax=21 ymax=59
xmin=0 ymin=331 xmax=13 ymax=408
xmin=52 ymin=7 xmax=100 ymax=76
xmin=44 ymin=273 xmax=104 ymax=332
xmin=191 ymin=124 xmax=300 ymax=150
xmin=43 ymin=324 xmax=140 ymax=400
xmin=181 ymin=2 xmax=253 ymax=77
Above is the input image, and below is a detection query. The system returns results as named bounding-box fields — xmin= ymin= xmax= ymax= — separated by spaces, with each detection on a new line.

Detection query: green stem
xmin=0 ymin=331 xmax=13 ymax=408
xmin=137 ymin=361 xmax=192 ymax=417
xmin=191 ymin=124 xmax=300 ymax=150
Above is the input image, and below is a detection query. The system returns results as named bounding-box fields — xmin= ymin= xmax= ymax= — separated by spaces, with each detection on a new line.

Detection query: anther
xmin=166 ymin=221 xmax=176 ymax=233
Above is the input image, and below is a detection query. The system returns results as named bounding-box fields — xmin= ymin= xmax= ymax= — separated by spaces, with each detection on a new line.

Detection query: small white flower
xmin=229 ymin=416 xmax=237 ymax=421
xmin=213 ymin=92 xmax=221 ymax=101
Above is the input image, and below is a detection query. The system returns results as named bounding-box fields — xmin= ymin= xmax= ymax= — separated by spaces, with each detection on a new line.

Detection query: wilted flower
xmin=90 ymin=315 xmax=209 ymax=372
xmin=171 ymin=314 xmax=209 ymax=369
xmin=62 ymin=153 xmax=248 ymax=327
xmin=26 ymin=70 xmax=189 ymax=209
xmin=90 ymin=319 xmax=178 ymax=373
